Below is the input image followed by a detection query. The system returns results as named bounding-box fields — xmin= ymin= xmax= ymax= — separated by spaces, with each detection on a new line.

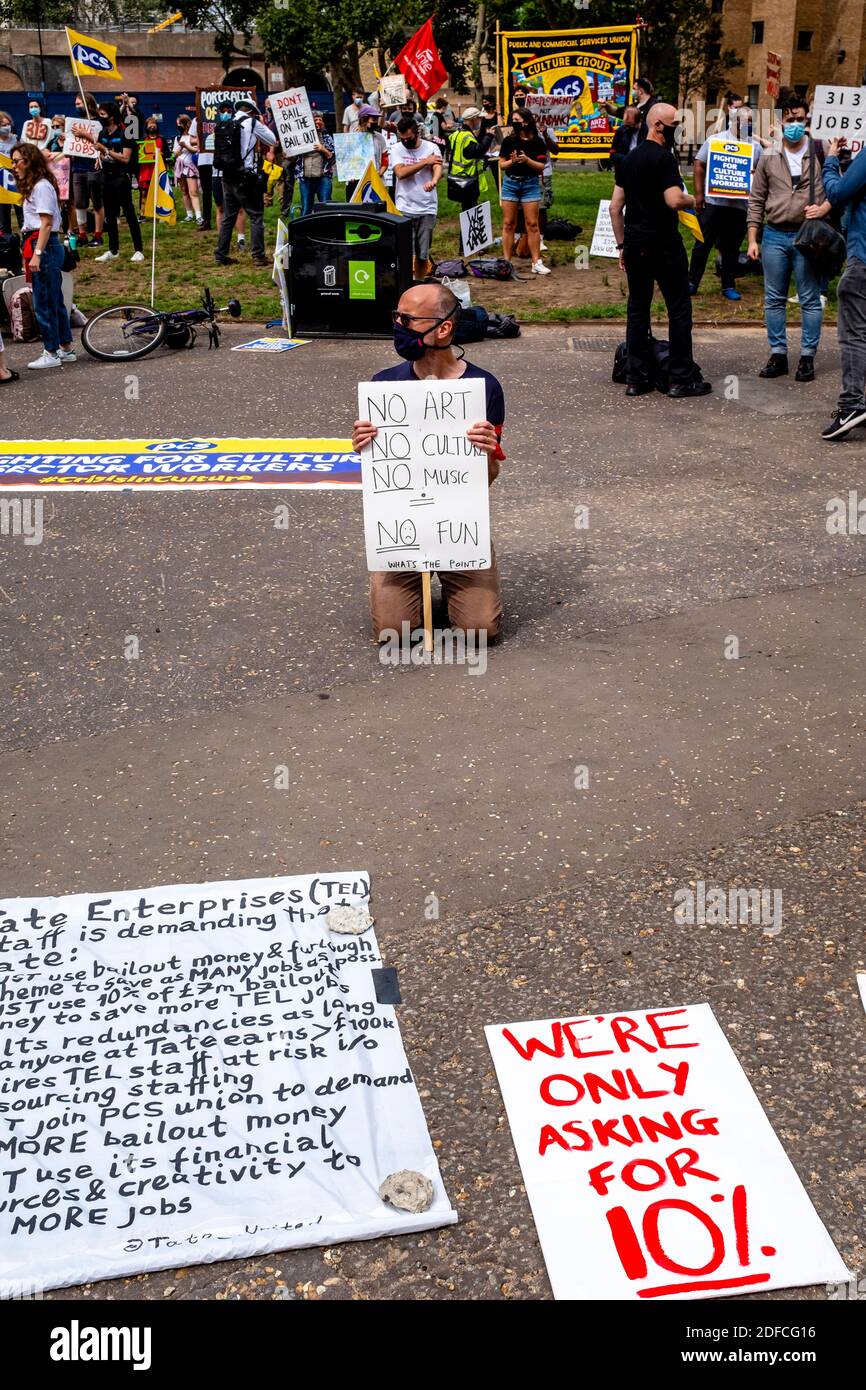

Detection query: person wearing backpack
xmin=92 ymin=104 xmax=144 ymax=263
xmin=10 ymin=143 xmax=76 ymax=369
xmin=214 ymin=97 xmax=277 ymax=268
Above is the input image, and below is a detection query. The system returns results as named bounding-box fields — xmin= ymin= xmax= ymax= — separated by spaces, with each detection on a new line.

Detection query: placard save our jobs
xmin=358 ymin=379 xmax=492 ymax=572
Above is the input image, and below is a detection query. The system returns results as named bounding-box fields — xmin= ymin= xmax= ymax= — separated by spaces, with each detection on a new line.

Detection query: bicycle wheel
xmin=81 ymin=305 xmax=167 ymax=362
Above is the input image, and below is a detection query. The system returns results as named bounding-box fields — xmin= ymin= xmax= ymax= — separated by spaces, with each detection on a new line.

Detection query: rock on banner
xmin=500 ymin=26 xmax=638 ymax=160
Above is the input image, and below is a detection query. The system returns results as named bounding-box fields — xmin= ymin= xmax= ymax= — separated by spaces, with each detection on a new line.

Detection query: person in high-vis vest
xmin=447 ymin=108 xmax=492 ymax=212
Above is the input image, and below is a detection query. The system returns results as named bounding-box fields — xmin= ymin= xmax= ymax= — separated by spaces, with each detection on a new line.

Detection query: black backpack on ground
xmin=0 ymin=231 xmax=22 ymax=276
xmin=453 ymin=305 xmax=489 ymax=343
xmin=485 ymin=312 xmax=520 ymax=338
xmin=213 ymin=115 xmax=251 ymax=179
xmin=544 ymin=218 xmax=583 ymax=240
xmin=613 ymin=335 xmax=686 ymax=392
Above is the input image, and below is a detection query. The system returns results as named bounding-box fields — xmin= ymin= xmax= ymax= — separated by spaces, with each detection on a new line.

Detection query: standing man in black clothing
xmin=609 ymin=101 xmax=711 ymax=398
xmin=610 ymin=107 xmax=639 ymax=172
xmin=633 ymin=78 xmax=660 ymax=144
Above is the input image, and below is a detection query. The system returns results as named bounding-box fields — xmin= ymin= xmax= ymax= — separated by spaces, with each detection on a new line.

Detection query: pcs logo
xmin=71 ymin=43 xmax=114 ymax=72
xmin=144 ymin=439 xmax=219 ymax=452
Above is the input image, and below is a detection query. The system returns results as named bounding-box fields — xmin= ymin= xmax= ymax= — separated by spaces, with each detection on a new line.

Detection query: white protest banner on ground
xmin=589 ymin=199 xmax=619 ymax=258
xmin=460 ymin=200 xmax=493 ymax=256
xmin=811 ymin=85 xmax=866 ymax=140
xmin=62 ymin=117 xmax=101 ymax=159
xmin=486 ymin=1004 xmax=850 ymax=1301
xmin=334 ymin=132 xmax=375 ymax=183
xmin=267 ymin=86 xmax=318 ymax=159
xmin=706 ymin=138 xmax=754 ymax=199
xmin=526 ymin=91 xmax=573 ymax=133
xmin=272 ymin=216 xmax=291 ymax=330
xmin=0 ymin=874 xmax=456 ymax=1297
xmin=358 ymin=378 xmax=491 ymax=572
xmin=379 ymin=73 xmax=408 ymax=108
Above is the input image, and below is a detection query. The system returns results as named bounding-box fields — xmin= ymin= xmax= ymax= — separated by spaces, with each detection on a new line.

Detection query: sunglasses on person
xmin=392 ymin=311 xmax=445 ymax=327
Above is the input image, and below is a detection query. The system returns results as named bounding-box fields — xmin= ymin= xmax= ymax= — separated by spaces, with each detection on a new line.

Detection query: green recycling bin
xmin=287 ymin=204 xmax=414 ymax=339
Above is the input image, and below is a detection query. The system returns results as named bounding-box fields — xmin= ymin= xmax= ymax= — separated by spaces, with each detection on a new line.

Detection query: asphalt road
xmin=1 ymin=323 xmax=864 ymax=1302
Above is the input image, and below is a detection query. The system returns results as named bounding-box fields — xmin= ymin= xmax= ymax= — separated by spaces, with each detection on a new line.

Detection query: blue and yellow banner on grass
xmin=142 ymin=148 xmax=176 ymax=224
xmin=65 ymin=27 xmax=123 ymax=81
xmin=500 ymin=26 xmax=638 ymax=160
xmin=0 ymin=439 xmax=361 ymax=490
xmin=0 ymin=153 xmax=22 ymax=205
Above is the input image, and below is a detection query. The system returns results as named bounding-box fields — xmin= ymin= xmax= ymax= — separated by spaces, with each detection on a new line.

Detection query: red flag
xmin=394 ymin=17 xmax=448 ymax=102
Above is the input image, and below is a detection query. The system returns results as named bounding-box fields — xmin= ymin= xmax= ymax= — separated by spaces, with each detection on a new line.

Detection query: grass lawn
xmin=73 ymin=166 xmax=836 ymax=327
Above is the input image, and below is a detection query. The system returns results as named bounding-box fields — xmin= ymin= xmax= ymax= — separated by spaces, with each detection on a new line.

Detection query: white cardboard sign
xmin=379 ymin=74 xmax=408 ymax=108
xmin=267 ymin=86 xmax=318 ymax=158
xmin=486 ymin=1003 xmax=850 ymax=1300
xmin=526 ymin=91 xmax=573 ymax=133
xmin=358 ymin=377 xmax=491 ymax=572
xmin=590 ymin=199 xmax=619 ymax=258
xmin=460 ymin=200 xmax=493 ymax=256
xmin=0 ymin=874 xmax=456 ymax=1297
xmin=62 ymin=117 xmax=102 ymax=160
xmin=811 ymin=85 xmax=866 ymax=140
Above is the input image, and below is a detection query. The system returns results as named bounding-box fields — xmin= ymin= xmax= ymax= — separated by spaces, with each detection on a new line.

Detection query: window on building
xmin=707 ymin=87 xmax=720 ymax=105
xmin=711 ymin=0 xmax=723 ymax=11
xmin=708 ymin=42 xmax=721 ymax=60
xmin=797 ymin=30 xmax=813 ymax=51
xmin=747 ymin=84 xmax=759 ymax=106
xmin=794 ymin=83 xmax=809 ymax=98
xmin=751 ymin=20 xmax=764 ymax=44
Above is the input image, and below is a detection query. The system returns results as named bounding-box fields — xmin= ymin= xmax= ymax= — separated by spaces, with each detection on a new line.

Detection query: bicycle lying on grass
xmin=81 ymin=286 xmax=242 ymax=362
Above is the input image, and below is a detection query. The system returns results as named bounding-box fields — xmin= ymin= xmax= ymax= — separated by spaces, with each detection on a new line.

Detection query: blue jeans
xmin=31 ymin=233 xmax=71 ymax=355
xmin=299 ymin=175 xmax=332 ymax=216
xmin=761 ymin=224 xmax=823 ymax=357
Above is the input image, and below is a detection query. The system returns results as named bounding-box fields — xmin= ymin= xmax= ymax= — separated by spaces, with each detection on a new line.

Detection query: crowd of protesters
xmin=4 ymin=73 xmax=866 ymax=443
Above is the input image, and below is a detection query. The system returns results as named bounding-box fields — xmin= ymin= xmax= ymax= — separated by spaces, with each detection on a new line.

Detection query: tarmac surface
xmin=1 ymin=322 xmax=864 ymax=1302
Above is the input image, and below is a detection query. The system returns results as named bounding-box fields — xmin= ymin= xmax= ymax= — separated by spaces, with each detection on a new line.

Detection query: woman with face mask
xmin=498 ymin=108 xmax=550 ymax=274
xmin=70 ymin=91 xmax=106 ymax=247
xmin=22 ymin=99 xmax=50 ymax=150
xmin=296 ymin=112 xmax=335 ymax=216
xmin=0 ymin=112 xmax=20 ymax=234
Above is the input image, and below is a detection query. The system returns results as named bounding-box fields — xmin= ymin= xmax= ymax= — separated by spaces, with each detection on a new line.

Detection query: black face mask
xmin=393 ymin=314 xmax=453 ymax=361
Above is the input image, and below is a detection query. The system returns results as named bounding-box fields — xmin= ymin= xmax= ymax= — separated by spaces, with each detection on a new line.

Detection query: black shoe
xmin=688 ymin=281 xmax=699 ymax=295
xmin=214 ymin=255 xmax=237 ymax=266
xmin=197 ymin=222 xmax=212 ymax=232
xmin=821 ymin=406 xmax=866 ymax=440
xmin=251 ymin=255 xmax=269 ymax=267
xmin=625 ymin=381 xmax=654 ymax=396
xmin=795 ymin=355 xmax=815 ymax=382
xmin=668 ymin=379 xmax=712 ymax=398
xmin=759 ymin=353 xmax=788 ymax=378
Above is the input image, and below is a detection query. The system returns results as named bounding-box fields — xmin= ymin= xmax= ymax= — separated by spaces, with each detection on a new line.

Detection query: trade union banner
xmin=500 ymin=26 xmax=638 ymax=160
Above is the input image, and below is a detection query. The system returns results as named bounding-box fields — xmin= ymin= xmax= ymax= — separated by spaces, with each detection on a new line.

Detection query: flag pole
xmin=64 ymin=27 xmax=91 ymax=114
xmin=495 ymin=22 xmax=502 ymax=195
xmin=150 ymin=191 xmax=157 ymax=308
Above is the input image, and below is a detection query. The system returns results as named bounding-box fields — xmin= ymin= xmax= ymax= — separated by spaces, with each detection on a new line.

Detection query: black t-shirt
xmin=373 ymin=361 xmax=505 ymax=429
xmin=615 ymin=139 xmax=681 ymax=245
xmin=499 ymin=132 xmax=547 ymax=180
xmin=101 ymin=128 xmax=136 ymax=180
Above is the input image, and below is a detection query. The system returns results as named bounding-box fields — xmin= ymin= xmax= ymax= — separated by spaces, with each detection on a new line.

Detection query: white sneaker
xmin=539 ymin=239 xmax=548 ymax=250
xmin=788 ymin=292 xmax=799 ymax=304
xmin=531 ymin=260 xmax=551 ymax=275
xmin=130 ymin=251 xmax=145 ymax=262
xmin=94 ymin=250 xmax=119 ymax=262
xmin=28 ymin=350 xmax=62 ymax=369
xmin=820 ymin=293 xmax=828 ymax=309
xmin=184 ymin=212 xmax=195 ymax=222
xmin=237 ymin=235 xmax=246 ymax=250
xmin=69 ymin=305 xmax=87 ymax=327
xmin=57 ymin=347 xmax=77 ymax=362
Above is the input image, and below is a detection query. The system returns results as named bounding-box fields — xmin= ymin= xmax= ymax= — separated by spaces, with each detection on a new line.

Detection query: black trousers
xmin=624 ymin=237 xmax=697 ymax=386
xmin=103 ymin=174 xmax=143 ymax=254
xmin=280 ymin=167 xmax=295 ymax=220
xmin=198 ymin=163 xmax=213 ymax=229
xmin=688 ymin=203 xmax=746 ymax=290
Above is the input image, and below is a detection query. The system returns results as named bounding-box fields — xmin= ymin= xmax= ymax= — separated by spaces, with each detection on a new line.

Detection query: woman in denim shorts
xmin=498 ymin=109 xmax=550 ymax=275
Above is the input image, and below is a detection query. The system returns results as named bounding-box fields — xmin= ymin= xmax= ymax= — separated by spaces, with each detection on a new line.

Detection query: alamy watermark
xmin=0 ymin=496 xmax=43 ymax=546
xmin=673 ymin=880 xmax=783 ymax=936
xmin=379 ymin=622 xmax=487 ymax=675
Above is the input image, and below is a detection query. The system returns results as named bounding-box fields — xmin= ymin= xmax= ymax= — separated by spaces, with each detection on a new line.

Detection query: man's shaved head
xmin=653 ymin=102 xmax=679 ymax=127
xmin=398 ymin=281 xmax=461 ymax=324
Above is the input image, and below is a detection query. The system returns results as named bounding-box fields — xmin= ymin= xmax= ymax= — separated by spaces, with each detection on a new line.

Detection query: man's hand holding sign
xmin=353 ymin=282 xmax=505 ymax=652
